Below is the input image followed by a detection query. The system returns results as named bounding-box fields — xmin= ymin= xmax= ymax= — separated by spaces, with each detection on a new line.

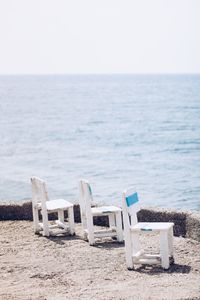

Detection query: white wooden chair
xmin=31 ymin=176 xmax=75 ymax=237
xmin=122 ymin=188 xmax=174 ymax=270
xmin=79 ymin=179 xmax=123 ymax=245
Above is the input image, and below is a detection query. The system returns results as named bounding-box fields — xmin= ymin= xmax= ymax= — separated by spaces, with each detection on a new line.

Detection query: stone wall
xmin=0 ymin=200 xmax=199 ymax=242
xmin=0 ymin=200 xmax=81 ymax=223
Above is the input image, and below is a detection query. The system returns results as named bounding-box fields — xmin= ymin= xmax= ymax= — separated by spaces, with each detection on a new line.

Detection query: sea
xmin=0 ymin=74 xmax=200 ymax=211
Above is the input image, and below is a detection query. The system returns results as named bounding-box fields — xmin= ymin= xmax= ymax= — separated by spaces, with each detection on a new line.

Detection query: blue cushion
xmin=126 ymin=192 xmax=139 ymax=207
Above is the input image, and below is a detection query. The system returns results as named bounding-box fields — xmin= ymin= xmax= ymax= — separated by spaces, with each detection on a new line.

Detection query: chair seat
xmin=131 ymin=222 xmax=174 ymax=232
xmin=37 ymin=199 xmax=73 ymax=211
xmin=91 ymin=205 xmax=122 ymax=216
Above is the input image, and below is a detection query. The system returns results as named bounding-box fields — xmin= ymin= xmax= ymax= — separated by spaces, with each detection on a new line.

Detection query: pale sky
xmin=0 ymin=0 xmax=199 ymax=74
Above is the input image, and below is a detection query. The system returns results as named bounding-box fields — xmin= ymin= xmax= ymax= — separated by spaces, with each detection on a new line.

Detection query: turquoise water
xmin=0 ymin=74 xmax=200 ymax=210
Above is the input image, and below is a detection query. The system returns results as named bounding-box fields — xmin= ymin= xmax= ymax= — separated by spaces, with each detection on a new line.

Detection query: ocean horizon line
xmin=0 ymin=72 xmax=200 ymax=77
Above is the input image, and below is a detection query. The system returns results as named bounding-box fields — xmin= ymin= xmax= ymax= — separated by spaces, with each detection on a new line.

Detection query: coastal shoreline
xmin=0 ymin=200 xmax=200 ymax=242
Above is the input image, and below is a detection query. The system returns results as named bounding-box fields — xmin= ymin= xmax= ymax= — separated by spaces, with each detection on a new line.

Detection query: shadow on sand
xmin=134 ymin=263 xmax=191 ymax=275
xmin=92 ymin=240 xmax=125 ymax=250
xmin=43 ymin=234 xmax=81 ymax=245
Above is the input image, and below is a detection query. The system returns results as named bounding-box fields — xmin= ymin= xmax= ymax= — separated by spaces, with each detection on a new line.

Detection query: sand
xmin=0 ymin=221 xmax=200 ymax=300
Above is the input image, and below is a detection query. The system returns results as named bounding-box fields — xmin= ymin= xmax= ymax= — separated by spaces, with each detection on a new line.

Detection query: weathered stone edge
xmin=0 ymin=200 xmax=199 ymax=242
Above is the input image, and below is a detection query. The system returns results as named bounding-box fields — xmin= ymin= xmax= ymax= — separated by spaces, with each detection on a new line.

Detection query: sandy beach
xmin=0 ymin=221 xmax=200 ymax=300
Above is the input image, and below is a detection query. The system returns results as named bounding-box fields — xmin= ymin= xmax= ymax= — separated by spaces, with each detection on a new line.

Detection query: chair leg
xmin=81 ymin=213 xmax=87 ymax=232
xmin=42 ymin=210 xmax=50 ymax=237
xmin=160 ymin=230 xmax=170 ymax=269
xmin=80 ymin=214 xmax=88 ymax=239
xmin=108 ymin=214 xmax=115 ymax=229
xmin=58 ymin=210 xmax=64 ymax=223
xmin=68 ymin=207 xmax=75 ymax=235
xmin=132 ymin=231 xmax=141 ymax=255
xmin=124 ymin=234 xmax=134 ymax=269
xmin=87 ymin=216 xmax=95 ymax=245
xmin=115 ymin=212 xmax=123 ymax=242
xmin=125 ymin=231 xmax=140 ymax=270
xmin=88 ymin=233 xmax=95 ymax=245
xmin=126 ymin=254 xmax=134 ymax=270
xmin=168 ymin=227 xmax=174 ymax=261
xmin=33 ymin=208 xmax=40 ymax=233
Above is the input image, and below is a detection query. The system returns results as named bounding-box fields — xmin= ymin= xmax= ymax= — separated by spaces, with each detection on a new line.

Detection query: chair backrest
xmin=31 ymin=176 xmax=49 ymax=208
xmin=79 ymin=179 xmax=94 ymax=228
xmin=122 ymin=188 xmax=140 ymax=226
xmin=79 ymin=179 xmax=94 ymax=211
